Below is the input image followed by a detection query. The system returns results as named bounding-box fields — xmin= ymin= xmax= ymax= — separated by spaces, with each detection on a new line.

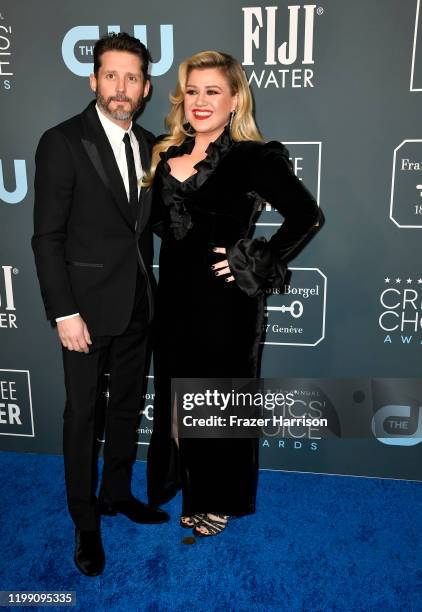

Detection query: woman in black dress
xmin=146 ymin=51 xmax=322 ymax=536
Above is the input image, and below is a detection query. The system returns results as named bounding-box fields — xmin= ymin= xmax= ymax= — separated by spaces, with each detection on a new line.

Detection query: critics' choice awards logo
xmin=261 ymin=383 xmax=341 ymax=453
xmin=0 ymin=159 xmax=27 ymax=204
xmin=390 ymin=140 xmax=422 ymax=228
xmin=264 ymin=268 xmax=326 ymax=346
xmin=0 ymin=12 xmax=13 ymax=91
xmin=411 ymin=0 xmax=422 ymax=91
xmin=242 ymin=4 xmax=324 ymax=89
xmin=256 ymin=141 xmax=321 ymax=226
xmin=62 ymin=25 xmax=173 ymax=77
xmin=379 ymin=276 xmax=422 ymax=345
xmin=0 ymin=370 xmax=34 ymax=437
xmin=0 ymin=265 xmax=18 ymax=329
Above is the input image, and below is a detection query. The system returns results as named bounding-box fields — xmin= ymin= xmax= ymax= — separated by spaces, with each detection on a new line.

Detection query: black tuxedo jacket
xmin=32 ymin=100 xmax=155 ymax=336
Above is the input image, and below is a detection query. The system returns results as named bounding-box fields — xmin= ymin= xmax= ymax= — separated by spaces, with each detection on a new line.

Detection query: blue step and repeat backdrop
xmin=1 ymin=0 xmax=421 ymax=480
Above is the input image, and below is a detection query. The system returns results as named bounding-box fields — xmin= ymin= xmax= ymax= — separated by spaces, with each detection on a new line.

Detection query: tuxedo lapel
xmin=81 ymin=102 xmax=135 ymax=228
xmin=81 ymin=138 xmax=110 ymax=189
xmin=133 ymin=124 xmax=152 ymax=234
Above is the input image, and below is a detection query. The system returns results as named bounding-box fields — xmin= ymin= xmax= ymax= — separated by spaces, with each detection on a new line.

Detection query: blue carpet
xmin=0 ymin=451 xmax=420 ymax=612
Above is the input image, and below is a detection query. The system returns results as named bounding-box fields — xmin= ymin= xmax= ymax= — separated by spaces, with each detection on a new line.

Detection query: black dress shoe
xmin=98 ymin=495 xmax=169 ymax=524
xmin=74 ymin=528 xmax=105 ymax=577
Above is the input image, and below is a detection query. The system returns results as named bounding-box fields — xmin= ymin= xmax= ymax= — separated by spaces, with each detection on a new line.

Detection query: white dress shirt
xmin=95 ymin=104 xmax=143 ymax=200
xmin=56 ymin=104 xmax=144 ymax=322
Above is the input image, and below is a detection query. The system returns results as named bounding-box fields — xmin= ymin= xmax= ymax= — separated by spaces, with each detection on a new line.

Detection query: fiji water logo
xmin=242 ymin=4 xmax=324 ymax=89
xmin=62 ymin=25 xmax=174 ymax=77
xmin=0 ymin=265 xmax=18 ymax=329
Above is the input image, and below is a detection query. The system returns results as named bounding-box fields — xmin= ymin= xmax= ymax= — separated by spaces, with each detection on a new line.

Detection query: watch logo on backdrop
xmin=0 ymin=159 xmax=27 ymax=204
xmin=410 ymin=0 xmax=422 ymax=91
xmin=137 ymin=375 xmax=154 ymax=445
xmin=0 ymin=13 xmax=13 ymax=91
xmin=0 ymin=370 xmax=34 ymax=437
xmin=379 ymin=277 xmax=422 ymax=345
xmin=98 ymin=374 xmax=153 ymax=448
xmin=256 ymin=142 xmax=321 ymax=226
xmin=0 ymin=265 xmax=18 ymax=329
xmin=242 ymin=4 xmax=324 ymax=89
xmin=390 ymin=140 xmax=422 ymax=227
xmin=372 ymin=404 xmax=422 ymax=446
xmin=62 ymin=25 xmax=174 ymax=77
xmin=263 ymin=268 xmax=326 ymax=346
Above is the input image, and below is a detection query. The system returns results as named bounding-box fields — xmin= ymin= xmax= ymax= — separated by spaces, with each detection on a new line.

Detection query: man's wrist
xmin=56 ymin=313 xmax=80 ymax=322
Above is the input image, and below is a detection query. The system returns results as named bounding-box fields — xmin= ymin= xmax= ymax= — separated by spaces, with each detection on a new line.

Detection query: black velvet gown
xmin=147 ymin=127 xmax=321 ymax=516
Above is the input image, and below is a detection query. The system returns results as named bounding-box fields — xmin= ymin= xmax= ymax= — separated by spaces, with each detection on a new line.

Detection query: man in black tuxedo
xmin=32 ymin=33 xmax=168 ymax=577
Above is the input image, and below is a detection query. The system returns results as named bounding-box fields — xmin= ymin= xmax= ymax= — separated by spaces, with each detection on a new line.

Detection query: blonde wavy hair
xmin=144 ymin=50 xmax=263 ymax=186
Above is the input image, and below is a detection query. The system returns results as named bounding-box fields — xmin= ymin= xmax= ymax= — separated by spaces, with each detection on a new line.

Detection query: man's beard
xmin=96 ymin=91 xmax=142 ymax=121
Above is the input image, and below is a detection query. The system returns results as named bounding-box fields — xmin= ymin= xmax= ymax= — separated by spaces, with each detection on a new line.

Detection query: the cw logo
xmin=372 ymin=404 xmax=422 ymax=446
xmin=62 ymin=25 xmax=174 ymax=77
xmin=0 ymin=160 xmax=27 ymax=204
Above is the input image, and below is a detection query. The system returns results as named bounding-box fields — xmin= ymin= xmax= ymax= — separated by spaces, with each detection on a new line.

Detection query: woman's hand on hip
xmin=212 ymin=247 xmax=234 ymax=282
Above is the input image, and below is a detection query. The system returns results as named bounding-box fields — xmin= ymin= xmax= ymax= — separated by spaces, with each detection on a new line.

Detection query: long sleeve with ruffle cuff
xmin=227 ymin=236 xmax=287 ymax=297
xmin=227 ymin=140 xmax=322 ymax=297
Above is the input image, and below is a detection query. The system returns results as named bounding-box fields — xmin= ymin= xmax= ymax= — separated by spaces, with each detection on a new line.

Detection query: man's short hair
xmin=93 ymin=32 xmax=151 ymax=80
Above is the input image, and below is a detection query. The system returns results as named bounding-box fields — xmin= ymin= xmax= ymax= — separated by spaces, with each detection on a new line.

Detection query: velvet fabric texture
xmin=147 ymin=127 xmax=322 ymax=516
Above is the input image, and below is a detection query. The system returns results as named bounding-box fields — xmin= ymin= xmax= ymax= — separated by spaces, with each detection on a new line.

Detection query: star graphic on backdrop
xmin=418 ymin=279 xmax=422 ymax=284
xmin=406 ymin=278 xmax=413 ymax=284
xmin=395 ymin=278 xmax=401 ymax=284
xmin=384 ymin=277 xmax=390 ymax=283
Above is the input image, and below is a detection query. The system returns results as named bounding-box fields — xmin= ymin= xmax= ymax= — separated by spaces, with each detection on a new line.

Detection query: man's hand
xmin=57 ymin=315 xmax=92 ymax=353
xmin=212 ymin=247 xmax=235 ymax=282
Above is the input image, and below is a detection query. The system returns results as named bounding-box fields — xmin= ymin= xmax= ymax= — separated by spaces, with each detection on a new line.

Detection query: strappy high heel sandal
xmin=193 ymin=514 xmax=230 ymax=537
xmin=180 ymin=514 xmax=204 ymax=529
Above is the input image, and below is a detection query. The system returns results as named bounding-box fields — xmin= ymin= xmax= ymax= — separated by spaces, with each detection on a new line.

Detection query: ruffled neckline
xmin=158 ymin=125 xmax=234 ymax=239
xmin=159 ymin=124 xmax=233 ymax=188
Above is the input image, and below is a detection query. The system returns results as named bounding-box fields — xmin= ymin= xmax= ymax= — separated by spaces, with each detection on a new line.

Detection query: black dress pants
xmin=62 ymin=273 xmax=150 ymax=530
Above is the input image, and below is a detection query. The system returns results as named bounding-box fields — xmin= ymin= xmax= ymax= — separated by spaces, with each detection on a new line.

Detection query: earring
xmin=183 ymin=119 xmax=195 ymax=136
xmin=229 ymin=110 xmax=237 ymax=131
